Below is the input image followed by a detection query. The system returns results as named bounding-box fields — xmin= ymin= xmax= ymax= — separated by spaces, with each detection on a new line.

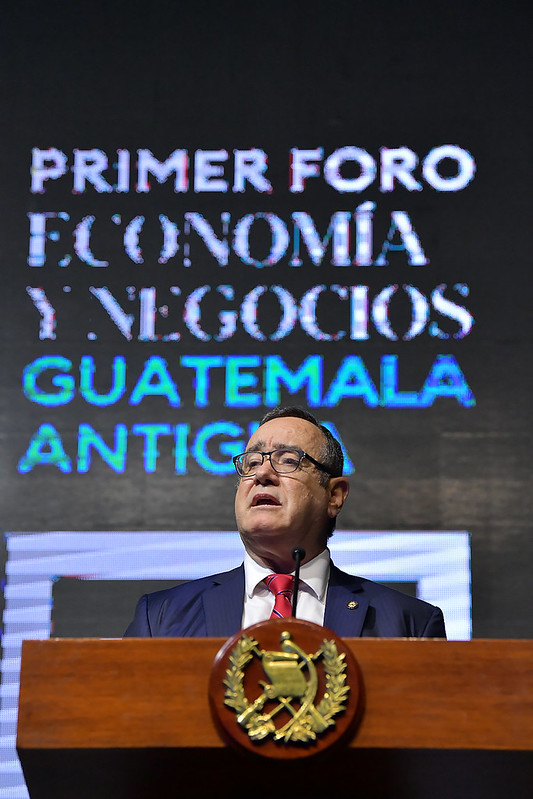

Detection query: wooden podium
xmin=17 ymin=637 xmax=533 ymax=799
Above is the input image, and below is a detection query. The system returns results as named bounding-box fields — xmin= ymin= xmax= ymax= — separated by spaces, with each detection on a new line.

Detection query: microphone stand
xmin=291 ymin=547 xmax=306 ymax=617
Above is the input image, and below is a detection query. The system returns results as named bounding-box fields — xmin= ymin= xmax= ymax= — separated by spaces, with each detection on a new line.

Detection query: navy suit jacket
xmin=124 ymin=563 xmax=446 ymax=638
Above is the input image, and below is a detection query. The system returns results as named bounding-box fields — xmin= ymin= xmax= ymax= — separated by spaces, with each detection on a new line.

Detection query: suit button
xmin=346 ymin=600 xmax=359 ymax=609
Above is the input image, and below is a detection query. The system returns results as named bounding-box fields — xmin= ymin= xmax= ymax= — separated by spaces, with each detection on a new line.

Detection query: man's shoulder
xmin=330 ymin=562 xmax=435 ymax=609
xmin=328 ymin=562 xmax=446 ymax=637
xmin=124 ymin=564 xmax=245 ymax=637
xmin=143 ymin=565 xmax=244 ymax=609
xmin=360 ymin=576 xmax=433 ymax=612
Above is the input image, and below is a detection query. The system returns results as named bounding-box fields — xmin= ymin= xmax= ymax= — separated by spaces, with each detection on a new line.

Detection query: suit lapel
xmin=203 ymin=566 xmax=245 ymax=636
xmin=201 ymin=562 xmax=370 ymax=638
xmin=324 ymin=564 xmax=369 ymax=637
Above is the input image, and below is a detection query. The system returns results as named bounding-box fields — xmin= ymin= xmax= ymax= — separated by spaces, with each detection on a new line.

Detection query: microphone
xmin=291 ymin=547 xmax=306 ymax=617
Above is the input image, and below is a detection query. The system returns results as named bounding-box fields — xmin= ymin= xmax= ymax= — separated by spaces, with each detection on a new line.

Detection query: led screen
xmin=0 ymin=2 xmax=531 ymax=797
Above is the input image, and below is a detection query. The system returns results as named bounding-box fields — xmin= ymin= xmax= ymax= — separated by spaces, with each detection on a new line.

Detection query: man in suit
xmin=124 ymin=406 xmax=446 ymax=638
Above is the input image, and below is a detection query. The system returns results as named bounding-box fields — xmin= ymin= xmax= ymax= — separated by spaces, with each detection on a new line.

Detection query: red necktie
xmin=265 ymin=573 xmax=294 ymax=619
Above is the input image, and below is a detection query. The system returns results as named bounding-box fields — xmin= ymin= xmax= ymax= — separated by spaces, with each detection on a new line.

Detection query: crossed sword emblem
xmin=236 ymin=631 xmax=328 ymax=740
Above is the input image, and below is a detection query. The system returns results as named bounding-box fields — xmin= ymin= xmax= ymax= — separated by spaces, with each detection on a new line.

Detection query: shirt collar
xmin=244 ymin=548 xmax=330 ymax=601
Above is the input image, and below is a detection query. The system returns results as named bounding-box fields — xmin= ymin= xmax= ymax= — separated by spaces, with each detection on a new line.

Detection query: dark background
xmin=0 ymin=0 xmax=531 ymax=638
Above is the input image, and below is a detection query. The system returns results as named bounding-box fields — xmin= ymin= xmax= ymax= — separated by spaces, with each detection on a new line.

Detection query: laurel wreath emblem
xmin=223 ymin=633 xmax=350 ymax=743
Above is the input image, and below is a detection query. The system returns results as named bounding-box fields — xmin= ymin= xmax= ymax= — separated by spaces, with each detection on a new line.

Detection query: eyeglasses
xmin=233 ymin=447 xmax=333 ymax=477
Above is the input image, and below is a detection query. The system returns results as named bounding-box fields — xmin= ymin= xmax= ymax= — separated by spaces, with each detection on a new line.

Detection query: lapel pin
xmin=346 ymin=600 xmax=359 ymax=610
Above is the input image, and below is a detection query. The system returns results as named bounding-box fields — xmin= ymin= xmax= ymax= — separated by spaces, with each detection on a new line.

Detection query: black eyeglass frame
xmin=232 ymin=447 xmax=333 ymax=477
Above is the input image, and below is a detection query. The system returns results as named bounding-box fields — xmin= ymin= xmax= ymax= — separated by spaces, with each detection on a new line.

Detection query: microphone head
xmin=292 ymin=546 xmax=306 ymax=561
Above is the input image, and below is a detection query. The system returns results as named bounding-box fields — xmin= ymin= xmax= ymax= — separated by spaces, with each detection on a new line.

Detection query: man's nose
xmin=254 ymin=455 xmax=279 ymax=482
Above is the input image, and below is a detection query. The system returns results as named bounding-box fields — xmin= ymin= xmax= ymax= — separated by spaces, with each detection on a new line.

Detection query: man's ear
xmin=327 ymin=477 xmax=349 ymax=518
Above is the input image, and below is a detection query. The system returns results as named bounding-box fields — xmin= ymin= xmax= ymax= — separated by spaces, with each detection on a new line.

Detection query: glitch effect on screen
xmin=20 ymin=144 xmax=476 ymax=476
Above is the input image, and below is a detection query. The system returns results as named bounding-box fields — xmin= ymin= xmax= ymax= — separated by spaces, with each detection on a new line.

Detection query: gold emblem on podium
xmin=210 ymin=619 xmax=363 ymax=758
xmin=223 ymin=629 xmax=349 ymax=743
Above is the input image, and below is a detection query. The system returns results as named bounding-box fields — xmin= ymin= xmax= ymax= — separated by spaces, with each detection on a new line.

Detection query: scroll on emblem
xmin=209 ymin=618 xmax=363 ymax=759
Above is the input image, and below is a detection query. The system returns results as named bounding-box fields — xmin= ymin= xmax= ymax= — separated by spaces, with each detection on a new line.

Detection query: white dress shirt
xmin=241 ymin=548 xmax=331 ymax=628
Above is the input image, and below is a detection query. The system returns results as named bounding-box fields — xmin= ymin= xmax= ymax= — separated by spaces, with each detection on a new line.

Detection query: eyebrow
xmin=246 ymin=441 xmax=298 ymax=452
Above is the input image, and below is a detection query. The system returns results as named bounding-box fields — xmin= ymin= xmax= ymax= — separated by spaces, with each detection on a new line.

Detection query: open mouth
xmin=252 ymin=495 xmax=281 ymax=507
